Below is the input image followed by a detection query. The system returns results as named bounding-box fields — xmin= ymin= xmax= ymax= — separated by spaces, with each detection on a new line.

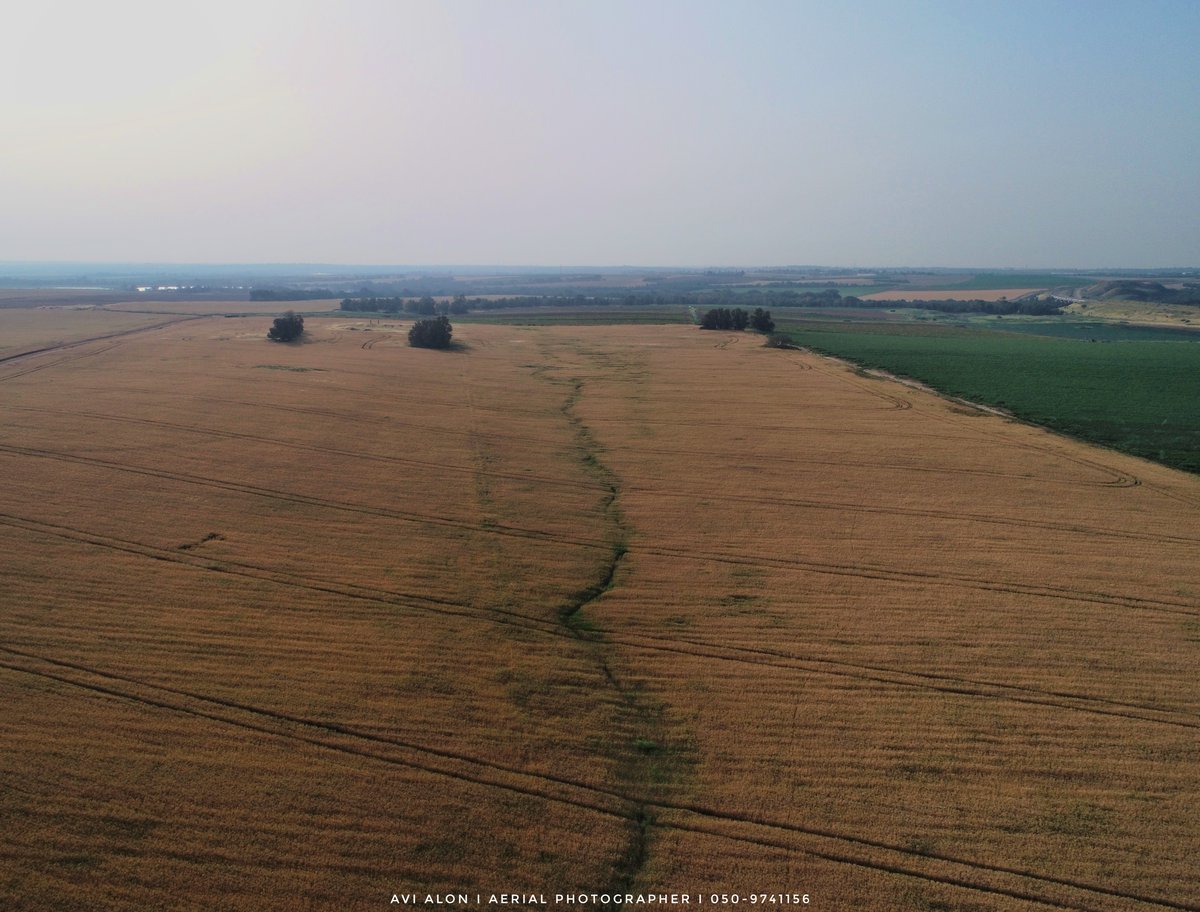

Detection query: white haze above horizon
xmin=2 ymin=0 xmax=1197 ymax=268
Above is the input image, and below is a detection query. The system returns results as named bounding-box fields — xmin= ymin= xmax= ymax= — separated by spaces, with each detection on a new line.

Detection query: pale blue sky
xmin=2 ymin=1 xmax=1196 ymax=266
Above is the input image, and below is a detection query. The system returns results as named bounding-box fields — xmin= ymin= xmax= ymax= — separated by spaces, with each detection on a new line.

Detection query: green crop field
xmin=969 ymin=318 xmax=1200 ymax=342
xmin=777 ymin=320 xmax=1200 ymax=473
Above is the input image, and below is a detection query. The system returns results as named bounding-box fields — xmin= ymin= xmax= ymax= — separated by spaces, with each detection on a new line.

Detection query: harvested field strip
xmin=6 ymin=388 xmax=1145 ymax=493
xmin=2 ymin=512 xmax=1196 ymax=728
xmin=0 ymin=342 xmax=130 ymax=382
xmin=24 ymin=388 xmax=580 ymax=450
xmin=2 ymin=432 xmax=1180 ymax=556
xmin=0 ymin=444 xmax=606 ymax=548
xmin=897 ymin=398 xmax=1141 ymax=488
xmin=7 ymin=393 xmax=1127 ymax=487
xmin=0 ymin=316 xmax=197 ymax=367
xmin=629 ymin=450 xmax=1123 ymax=486
xmin=99 ymin=385 xmax=1145 ymax=487
xmin=1 ymin=442 xmax=1193 ymax=620
xmin=0 ymin=656 xmax=628 ymax=819
xmin=627 ymin=489 xmax=1198 ymax=547
xmin=2 ymin=406 xmax=606 ymax=493
xmin=791 ymin=354 xmax=1141 ymax=487
xmin=1 ymin=443 xmax=1193 ymax=616
xmin=637 ymin=638 xmax=1200 ymax=730
xmin=639 ymin=543 xmax=1199 ymax=616
xmin=0 ymin=651 xmax=1192 ymax=912
xmin=39 ymin=382 xmax=1023 ymax=449
xmin=795 ymin=357 xmax=913 ymax=411
xmin=0 ymin=512 xmax=574 ymax=633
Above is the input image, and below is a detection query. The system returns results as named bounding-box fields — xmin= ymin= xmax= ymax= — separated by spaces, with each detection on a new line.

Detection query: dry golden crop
xmin=1 ymin=312 xmax=1197 ymax=911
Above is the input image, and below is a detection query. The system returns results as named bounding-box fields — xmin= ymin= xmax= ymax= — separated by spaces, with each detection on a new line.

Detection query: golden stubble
xmin=1 ymin=315 xmax=1197 ymax=911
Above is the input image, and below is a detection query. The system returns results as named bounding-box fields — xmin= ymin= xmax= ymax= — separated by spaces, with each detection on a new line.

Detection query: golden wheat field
xmin=1 ymin=310 xmax=1198 ymax=912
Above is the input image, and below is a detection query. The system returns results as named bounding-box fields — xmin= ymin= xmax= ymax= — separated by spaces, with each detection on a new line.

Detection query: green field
xmin=777 ymin=320 xmax=1200 ymax=473
xmin=969 ymin=318 xmax=1200 ymax=342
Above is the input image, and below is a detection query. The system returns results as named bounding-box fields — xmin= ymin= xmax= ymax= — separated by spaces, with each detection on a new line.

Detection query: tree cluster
xmin=340 ymin=295 xmax=470 ymax=315
xmin=336 ymin=286 xmax=1072 ymax=318
xmin=750 ymin=308 xmax=775 ymax=332
xmin=699 ymin=307 xmax=748 ymax=330
xmin=699 ymin=307 xmax=775 ymax=332
xmin=252 ymin=288 xmax=336 ymax=301
xmin=266 ymin=311 xmax=304 ymax=342
xmin=408 ymin=315 xmax=454 ymax=349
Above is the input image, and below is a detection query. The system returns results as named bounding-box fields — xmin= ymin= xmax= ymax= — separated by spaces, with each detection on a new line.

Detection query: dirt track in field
xmin=1 ymin=315 xmax=1197 ymax=911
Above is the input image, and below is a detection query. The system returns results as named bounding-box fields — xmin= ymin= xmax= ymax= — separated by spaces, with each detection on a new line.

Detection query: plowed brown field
xmin=1 ymin=314 xmax=1197 ymax=912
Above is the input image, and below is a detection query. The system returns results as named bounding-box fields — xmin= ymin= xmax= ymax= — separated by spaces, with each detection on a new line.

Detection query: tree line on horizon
xmin=340 ymin=295 xmax=471 ymax=315
xmin=337 ymin=288 xmax=1069 ymax=316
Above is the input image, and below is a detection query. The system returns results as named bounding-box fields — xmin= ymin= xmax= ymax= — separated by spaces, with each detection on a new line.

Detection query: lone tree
xmin=408 ymin=315 xmax=453 ymax=349
xmin=267 ymin=311 xmax=304 ymax=342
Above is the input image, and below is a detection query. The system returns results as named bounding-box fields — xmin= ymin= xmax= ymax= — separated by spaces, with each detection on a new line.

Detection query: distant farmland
xmin=862 ymin=288 xmax=1044 ymax=301
xmin=1 ymin=311 xmax=1198 ymax=911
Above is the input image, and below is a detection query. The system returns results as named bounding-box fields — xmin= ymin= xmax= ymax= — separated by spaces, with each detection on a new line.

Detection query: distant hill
xmin=1081 ymin=280 xmax=1200 ymax=306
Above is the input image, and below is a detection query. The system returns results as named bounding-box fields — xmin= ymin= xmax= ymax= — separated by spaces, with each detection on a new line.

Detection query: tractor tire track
xmin=2 ymin=442 xmax=1195 ymax=618
xmin=25 ymin=384 xmax=1002 ymax=439
xmin=0 ymin=317 xmax=203 ymax=382
xmin=0 ymin=444 xmax=607 ymax=552
xmin=0 ymin=655 xmax=630 ymax=821
xmin=3 ymin=407 xmax=1175 ymax=546
xmin=1 ymin=650 xmax=1194 ymax=912
xmin=0 ymin=342 xmax=127 ymax=383
xmin=795 ymin=349 xmax=1142 ymax=488
xmin=0 ymin=317 xmax=199 ymax=366
xmin=1 ymin=407 xmax=607 ymax=494
xmin=627 ymin=487 xmax=1200 ymax=547
xmin=2 ymin=393 xmax=1076 ymax=485
xmin=2 ymin=510 xmax=1197 ymax=730
xmin=639 ymin=542 xmax=1199 ymax=617
xmin=799 ymin=356 xmax=913 ymax=410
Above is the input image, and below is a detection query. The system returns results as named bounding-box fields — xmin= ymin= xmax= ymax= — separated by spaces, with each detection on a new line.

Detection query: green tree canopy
xmin=408 ymin=315 xmax=453 ymax=349
xmin=267 ymin=311 xmax=304 ymax=342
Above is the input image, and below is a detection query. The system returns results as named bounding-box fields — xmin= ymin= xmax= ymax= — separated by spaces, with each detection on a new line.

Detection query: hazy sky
xmin=2 ymin=1 xmax=1197 ymax=267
